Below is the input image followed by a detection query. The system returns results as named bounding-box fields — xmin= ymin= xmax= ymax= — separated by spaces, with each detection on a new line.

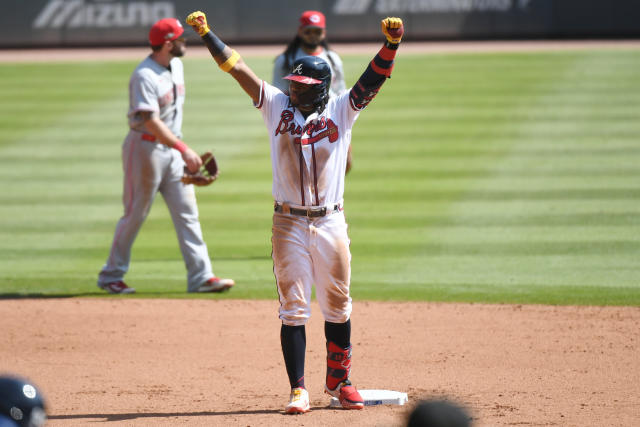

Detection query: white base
xmin=329 ymin=389 xmax=409 ymax=407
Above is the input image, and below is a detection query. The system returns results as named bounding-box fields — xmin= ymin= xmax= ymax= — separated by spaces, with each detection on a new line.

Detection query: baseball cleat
xmin=285 ymin=387 xmax=310 ymax=414
xmin=194 ymin=277 xmax=235 ymax=293
xmin=99 ymin=281 xmax=135 ymax=294
xmin=325 ymin=380 xmax=364 ymax=410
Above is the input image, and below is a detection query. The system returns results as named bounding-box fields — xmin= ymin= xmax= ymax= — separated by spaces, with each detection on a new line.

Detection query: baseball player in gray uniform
xmin=186 ymin=11 xmax=404 ymax=413
xmin=272 ymin=10 xmax=353 ymax=174
xmin=97 ymin=18 xmax=234 ymax=294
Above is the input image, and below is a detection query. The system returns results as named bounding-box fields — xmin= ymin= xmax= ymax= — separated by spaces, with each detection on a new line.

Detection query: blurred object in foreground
xmin=407 ymin=399 xmax=471 ymax=427
xmin=0 ymin=375 xmax=47 ymax=427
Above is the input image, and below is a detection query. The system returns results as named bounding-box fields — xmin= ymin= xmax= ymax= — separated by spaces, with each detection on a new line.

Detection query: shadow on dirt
xmin=48 ymin=407 xmax=337 ymax=420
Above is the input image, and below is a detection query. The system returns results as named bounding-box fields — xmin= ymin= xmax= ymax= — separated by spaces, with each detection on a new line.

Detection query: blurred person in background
xmin=97 ymin=18 xmax=234 ymax=294
xmin=273 ymin=10 xmax=345 ymax=96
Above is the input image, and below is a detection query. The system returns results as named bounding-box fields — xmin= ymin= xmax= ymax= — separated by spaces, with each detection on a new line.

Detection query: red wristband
xmin=172 ymin=140 xmax=188 ymax=153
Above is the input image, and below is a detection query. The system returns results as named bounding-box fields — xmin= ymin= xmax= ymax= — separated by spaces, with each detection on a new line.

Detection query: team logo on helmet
xmin=10 ymin=407 xmax=24 ymax=421
xmin=284 ymin=56 xmax=332 ymax=113
xmin=165 ymin=20 xmax=182 ymax=39
xmin=23 ymin=384 xmax=37 ymax=399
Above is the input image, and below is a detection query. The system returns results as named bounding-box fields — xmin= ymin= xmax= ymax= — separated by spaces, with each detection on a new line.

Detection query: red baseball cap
xmin=299 ymin=10 xmax=326 ymax=29
xmin=149 ymin=18 xmax=184 ymax=45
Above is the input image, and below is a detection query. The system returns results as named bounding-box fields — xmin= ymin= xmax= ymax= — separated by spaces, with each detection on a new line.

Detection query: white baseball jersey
xmin=256 ymin=81 xmax=360 ymax=209
xmin=273 ymin=48 xmax=346 ymax=97
xmin=257 ymin=80 xmax=360 ymax=326
xmin=128 ymin=56 xmax=185 ymax=138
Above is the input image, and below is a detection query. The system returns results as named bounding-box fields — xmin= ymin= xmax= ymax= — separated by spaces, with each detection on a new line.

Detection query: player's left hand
xmin=181 ymin=147 xmax=203 ymax=173
xmin=181 ymin=151 xmax=219 ymax=186
xmin=186 ymin=11 xmax=211 ymax=36
xmin=381 ymin=17 xmax=404 ymax=44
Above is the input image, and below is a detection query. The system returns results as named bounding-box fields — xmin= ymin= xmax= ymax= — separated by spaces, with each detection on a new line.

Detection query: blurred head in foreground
xmin=407 ymin=399 xmax=471 ymax=427
xmin=0 ymin=376 xmax=46 ymax=427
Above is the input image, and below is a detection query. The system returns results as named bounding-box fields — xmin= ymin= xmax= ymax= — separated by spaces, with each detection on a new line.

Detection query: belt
xmin=141 ymin=133 xmax=157 ymax=142
xmin=274 ymin=202 xmax=341 ymax=218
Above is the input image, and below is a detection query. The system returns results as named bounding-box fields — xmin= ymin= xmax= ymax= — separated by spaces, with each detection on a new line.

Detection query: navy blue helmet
xmin=284 ymin=56 xmax=332 ymax=113
xmin=0 ymin=376 xmax=46 ymax=427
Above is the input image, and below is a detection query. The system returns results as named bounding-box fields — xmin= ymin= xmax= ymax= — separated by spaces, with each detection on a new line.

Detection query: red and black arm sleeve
xmin=349 ymin=41 xmax=399 ymax=111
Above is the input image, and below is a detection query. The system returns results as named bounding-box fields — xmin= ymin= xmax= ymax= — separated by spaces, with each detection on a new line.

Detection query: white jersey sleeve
xmin=255 ymin=80 xmax=289 ymax=133
xmin=127 ymin=56 xmax=185 ymax=137
xmin=130 ymin=69 xmax=159 ymax=114
xmin=127 ymin=68 xmax=159 ymax=132
xmin=335 ymin=87 xmax=361 ymax=130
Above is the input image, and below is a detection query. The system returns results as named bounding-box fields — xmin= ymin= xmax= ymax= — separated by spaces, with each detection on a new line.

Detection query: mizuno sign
xmin=33 ymin=0 xmax=175 ymax=29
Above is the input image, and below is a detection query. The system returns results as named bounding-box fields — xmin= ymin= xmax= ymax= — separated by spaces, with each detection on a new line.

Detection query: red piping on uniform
xmin=348 ymin=94 xmax=359 ymax=111
xmin=311 ymin=143 xmax=319 ymax=206
xmin=257 ymin=81 xmax=265 ymax=109
xmin=107 ymin=138 xmax=136 ymax=266
xmin=298 ymin=145 xmax=305 ymax=205
xmin=123 ymin=141 xmax=135 ymax=217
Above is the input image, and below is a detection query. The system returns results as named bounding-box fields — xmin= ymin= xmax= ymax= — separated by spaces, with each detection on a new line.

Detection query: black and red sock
xmin=280 ymin=324 xmax=306 ymax=389
xmin=324 ymin=319 xmax=351 ymax=348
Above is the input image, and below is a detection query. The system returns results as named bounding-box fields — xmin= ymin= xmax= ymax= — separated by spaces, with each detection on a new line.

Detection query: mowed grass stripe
xmin=348 ymin=50 xmax=640 ymax=302
xmin=0 ymin=56 xmax=275 ymax=296
xmin=0 ymin=49 xmax=639 ymax=304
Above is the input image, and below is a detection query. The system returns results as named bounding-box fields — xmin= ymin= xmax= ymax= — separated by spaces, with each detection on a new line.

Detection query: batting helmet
xmin=0 ymin=376 xmax=46 ymax=427
xmin=284 ymin=56 xmax=332 ymax=114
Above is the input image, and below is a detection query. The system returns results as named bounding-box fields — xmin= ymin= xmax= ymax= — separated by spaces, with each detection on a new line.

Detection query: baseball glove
xmin=181 ymin=151 xmax=219 ymax=186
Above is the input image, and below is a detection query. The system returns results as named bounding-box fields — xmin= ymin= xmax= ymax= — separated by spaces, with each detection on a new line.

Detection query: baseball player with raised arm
xmin=97 ymin=18 xmax=234 ymax=294
xmin=186 ymin=11 xmax=404 ymax=413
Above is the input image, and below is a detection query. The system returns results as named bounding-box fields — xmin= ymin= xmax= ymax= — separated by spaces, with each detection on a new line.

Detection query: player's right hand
xmin=186 ymin=11 xmax=210 ymax=36
xmin=182 ymin=147 xmax=203 ymax=173
xmin=381 ymin=17 xmax=404 ymax=44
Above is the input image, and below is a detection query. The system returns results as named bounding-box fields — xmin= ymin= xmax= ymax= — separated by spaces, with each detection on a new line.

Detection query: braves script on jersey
xmin=257 ymin=81 xmax=359 ymax=209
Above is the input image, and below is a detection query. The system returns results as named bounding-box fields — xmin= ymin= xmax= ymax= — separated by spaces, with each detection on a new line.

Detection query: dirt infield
xmin=2 ymin=40 xmax=639 ymax=426
xmin=2 ymin=40 xmax=640 ymax=62
xmin=1 ymin=299 xmax=638 ymax=426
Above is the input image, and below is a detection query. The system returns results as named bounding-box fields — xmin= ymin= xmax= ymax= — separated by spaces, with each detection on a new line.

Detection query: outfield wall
xmin=2 ymin=0 xmax=639 ymax=48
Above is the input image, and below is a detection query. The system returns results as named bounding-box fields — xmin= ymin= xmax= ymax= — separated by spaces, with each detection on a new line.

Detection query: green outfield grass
xmin=1 ymin=47 xmax=639 ymax=305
